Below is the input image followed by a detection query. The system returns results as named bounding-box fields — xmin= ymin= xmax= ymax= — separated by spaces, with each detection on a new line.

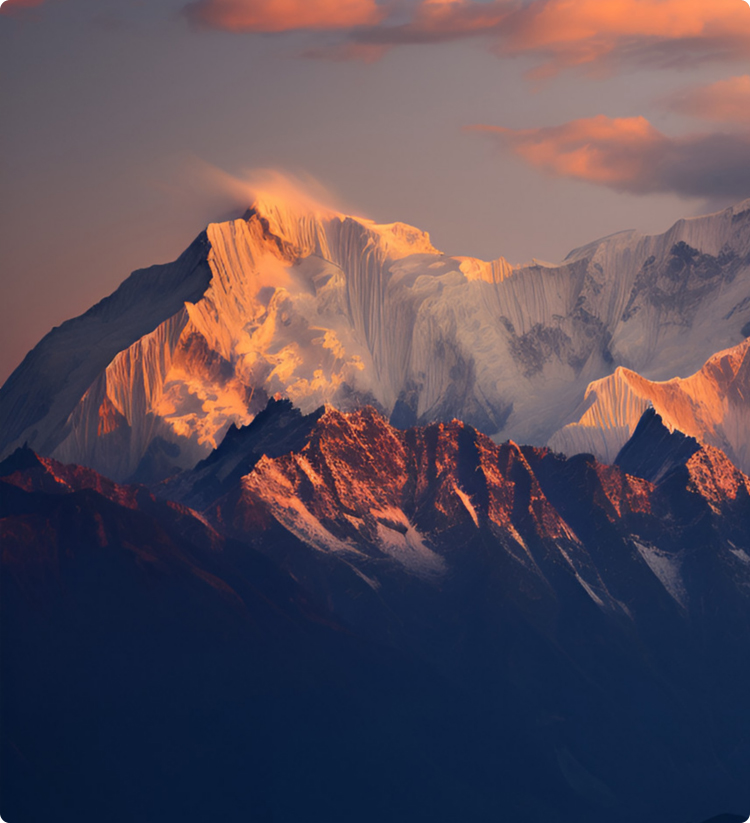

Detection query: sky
xmin=1 ymin=0 xmax=749 ymax=384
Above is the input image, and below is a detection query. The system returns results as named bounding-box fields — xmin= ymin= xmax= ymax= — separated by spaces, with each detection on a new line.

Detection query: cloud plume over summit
xmin=471 ymin=115 xmax=750 ymax=201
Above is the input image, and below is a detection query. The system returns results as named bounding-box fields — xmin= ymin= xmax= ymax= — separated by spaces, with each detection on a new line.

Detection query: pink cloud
xmin=345 ymin=0 xmax=515 ymax=49
xmin=407 ymin=0 xmax=512 ymax=38
xmin=500 ymin=0 xmax=750 ymax=76
xmin=302 ymin=0 xmax=750 ymax=73
xmin=302 ymin=42 xmax=389 ymax=62
xmin=470 ymin=115 xmax=750 ymax=199
xmin=665 ymin=75 xmax=750 ymax=124
xmin=184 ymin=0 xmax=386 ymax=33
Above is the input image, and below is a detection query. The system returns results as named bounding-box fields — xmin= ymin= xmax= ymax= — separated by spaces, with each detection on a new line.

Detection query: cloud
xmin=302 ymin=42 xmax=389 ymax=61
xmin=183 ymin=0 xmax=386 ymax=33
xmin=330 ymin=0 xmax=518 ymax=54
xmin=178 ymin=159 xmax=353 ymax=217
xmin=0 ymin=0 xmax=49 ymax=13
xmin=470 ymin=115 xmax=750 ymax=200
xmin=665 ymin=75 xmax=750 ymax=124
xmin=361 ymin=0 xmax=514 ymax=44
xmin=497 ymin=0 xmax=750 ymax=76
xmin=217 ymin=0 xmax=750 ymax=75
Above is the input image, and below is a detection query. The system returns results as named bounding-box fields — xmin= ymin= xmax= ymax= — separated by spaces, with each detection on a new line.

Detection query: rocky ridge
xmin=3 ymin=401 xmax=750 ymax=823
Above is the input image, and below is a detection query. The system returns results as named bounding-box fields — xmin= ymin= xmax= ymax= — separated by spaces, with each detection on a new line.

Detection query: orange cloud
xmin=410 ymin=0 xmax=511 ymax=37
xmin=473 ymin=116 xmax=662 ymax=187
xmin=310 ymin=0 xmax=750 ymax=73
xmin=666 ymin=75 xmax=750 ymax=124
xmin=181 ymin=0 xmax=750 ymax=76
xmin=471 ymin=115 xmax=750 ymax=199
xmin=184 ymin=0 xmax=386 ymax=33
xmin=502 ymin=0 xmax=750 ymax=75
xmin=347 ymin=0 xmax=514 ymax=48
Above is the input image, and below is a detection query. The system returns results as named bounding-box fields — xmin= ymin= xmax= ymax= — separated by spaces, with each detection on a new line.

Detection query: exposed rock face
xmin=158 ymin=396 xmax=325 ymax=511
xmin=189 ymin=405 xmax=750 ymax=823
xmin=1 ymin=196 xmax=748 ymax=481
xmin=4 ymin=404 xmax=750 ymax=823
xmin=5 ymin=447 xmax=548 ymax=823
xmin=614 ymin=407 xmax=702 ymax=482
xmin=198 ymin=404 xmax=750 ymax=611
xmin=213 ymin=405 xmax=624 ymax=597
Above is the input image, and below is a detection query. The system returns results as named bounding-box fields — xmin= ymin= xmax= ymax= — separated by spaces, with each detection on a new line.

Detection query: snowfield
xmin=1 ymin=194 xmax=748 ymax=481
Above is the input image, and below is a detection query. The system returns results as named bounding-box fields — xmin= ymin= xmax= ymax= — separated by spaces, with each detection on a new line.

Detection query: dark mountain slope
xmin=4 ymin=404 xmax=750 ymax=822
xmin=1 ymin=453 xmax=585 ymax=823
xmin=165 ymin=403 xmax=750 ymax=823
xmin=615 ymin=407 xmax=702 ymax=482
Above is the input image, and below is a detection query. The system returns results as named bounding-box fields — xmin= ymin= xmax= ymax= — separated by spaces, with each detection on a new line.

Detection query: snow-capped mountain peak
xmin=1 ymin=196 xmax=748 ymax=481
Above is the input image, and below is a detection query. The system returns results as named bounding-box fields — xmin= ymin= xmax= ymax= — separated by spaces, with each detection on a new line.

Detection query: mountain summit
xmin=1 ymin=195 xmax=749 ymax=481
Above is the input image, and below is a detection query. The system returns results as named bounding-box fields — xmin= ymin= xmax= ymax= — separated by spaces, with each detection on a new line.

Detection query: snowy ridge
xmin=1 ymin=195 xmax=749 ymax=481
xmin=549 ymin=338 xmax=750 ymax=473
xmin=0 ymin=234 xmax=212 ymax=466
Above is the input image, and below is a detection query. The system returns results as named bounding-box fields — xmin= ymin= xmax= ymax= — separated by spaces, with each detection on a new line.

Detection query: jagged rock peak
xmin=614 ymin=408 xmax=701 ymax=483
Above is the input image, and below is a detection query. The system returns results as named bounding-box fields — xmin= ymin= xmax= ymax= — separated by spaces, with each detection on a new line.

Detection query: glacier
xmin=1 ymin=192 xmax=749 ymax=481
xmin=550 ymin=338 xmax=750 ymax=474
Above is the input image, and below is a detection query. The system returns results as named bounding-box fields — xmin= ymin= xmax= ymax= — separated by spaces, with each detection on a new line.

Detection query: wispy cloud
xmin=355 ymin=0 xmax=514 ymax=45
xmin=664 ymin=75 xmax=750 ymax=124
xmin=183 ymin=0 xmax=387 ymax=33
xmin=183 ymin=0 xmax=750 ymax=76
xmin=177 ymin=159 xmax=355 ymax=217
xmin=495 ymin=0 xmax=750 ymax=77
xmin=301 ymin=42 xmax=390 ymax=62
xmin=470 ymin=115 xmax=750 ymax=200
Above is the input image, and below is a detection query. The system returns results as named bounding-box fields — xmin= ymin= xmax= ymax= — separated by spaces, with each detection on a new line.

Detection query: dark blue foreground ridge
xmin=2 ymin=402 xmax=749 ymax=823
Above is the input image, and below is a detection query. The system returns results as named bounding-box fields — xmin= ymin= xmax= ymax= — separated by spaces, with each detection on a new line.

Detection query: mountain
xmin=2 ymin=190 xmax=750 ymax=821
xmin=2 ymin=444 xmax=567 ymax=823
xmin=158 ymin=395 xmax=325 ymax=511
xmin=697 ymin=816 xmax=749 ymax=823
xmin=2 ymin=195 xmax=748 ymax=481
xmin=550 ymin=337 xmax=750 ymax=473
xmin=0 ymin=234 xmax=213 ymax=478
xmin=200 ymin=403 xmax=750 ymax=669
xmin=164 ymin=401 xmax=750 ymax=822
xmin=4 ymin=400 xmax=750 ymax=822
xmin=614 ymin=407 xmax=702 ymax=482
